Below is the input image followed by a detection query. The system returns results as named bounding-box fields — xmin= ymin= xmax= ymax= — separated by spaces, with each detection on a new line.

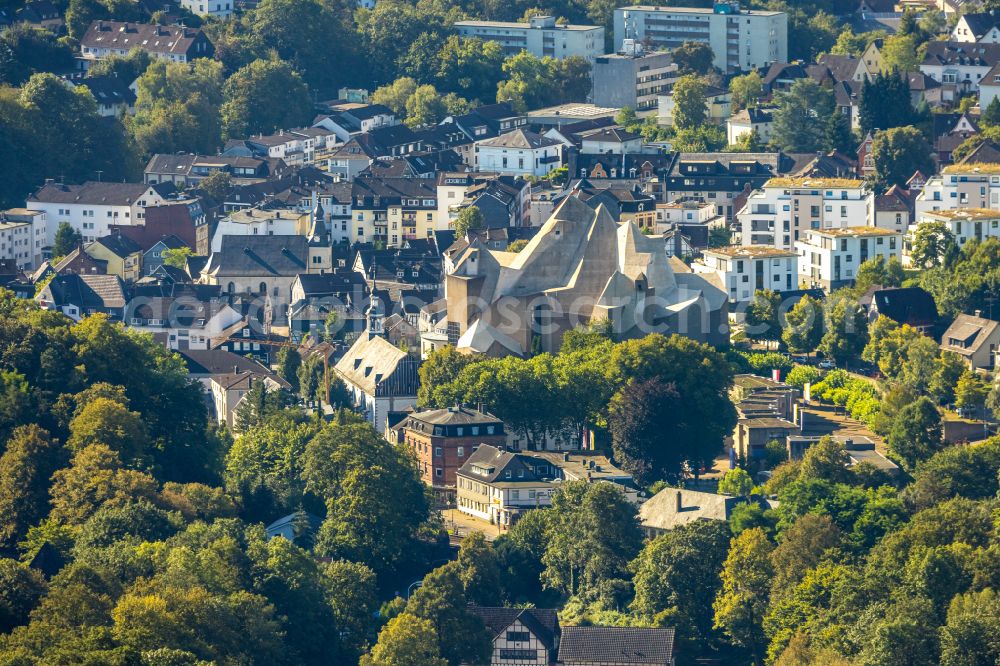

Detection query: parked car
xmin=818 ymin=359 xmax=836 ymax=370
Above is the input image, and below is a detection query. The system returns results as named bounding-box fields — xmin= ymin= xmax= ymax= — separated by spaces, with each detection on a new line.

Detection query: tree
xmin=853 ymin=255 xmax=904 ymax=292
xmin=0 ymin=558 xmax=46 ymax=633
xmin=199 ymin=171 xmax=231 ymax=201
xmin=887 ymin=396 xmax=942 ymax=472
xmin=360 ymin=613 xmax=447 ymax=666
xmin=630 ymin=521 xmax=731 ymax=647
xmin=452 ymin=206 xmax=485 ymax=238
xmin=718 ymin=468 xmax=754 ymax=498
xmin=495 ymin=52 xmax=591 ymax=111
xmin=67 ymin=396 xmax=147 ymax=463
xmin=48 ymin=443 xmax=160 ymax=525
xmin=220 ymin=58 xmax=313 ymax=139
xmin=817 ymin=294 xmax=868 ymax=367
xmin=940 ymin=589 xmax=1000 ymax=666
xmin=910 ymin=221 xmax=956 ymax=268
xmin=233 ymin=382 xmax=287 ymax=433
xmin=405 ymin=562 xmax=492 ymax=666
xmin=713 ymin=528 xmax=774 ymax=665
xmin=982 ymin=97 xmax=1000 ymax=127
xmin=540 ymin=481 xmax=643 ymax=597
xmin=782 ymin=295 xmax=824 ymax=355
xmin=825 ymin=108 xmax=856 ymax=155
xmin=52 ymin=221 xmax=83 ymax=258
xmin=672 ymin=75 xmax=707 ymax=130
xmin=405 ymin=84 xmax=448 ymax=128
xmin=768 ymin=514 xmax=841 ymax=603
xmin=372 ymin=77 xmax=419 ymax=116
xmin=729 ymin=71 xmax=763 ymax=111
xmin=859 ymin=70 xmax=914 ymax=136
xmin=276 ymin=347 xmax=301 ymax=395
xmin=607 ymin=378 xmax=691 ymax=484
xmin=798 ymin=437 xmax=851 ymax=485
xmin=672 ymin=41 xmax=714 ymax=75
xmin=0 ymin=426 xmax=63 ymax=553
xmin=881 ymin=32 xmax=921 ymax=73
xmin=161 ymin=247 xmax=193 ymax=270
xmin=872 ymin=126 xmax=934 ymax=189
xmin=454 ymin=533 xmax=501 ymax=606
xmin=0 ymin=25 xmax=73 ymax=86
xmin=744 ymin=290 xmax=782 ymax=344
xmin=772 ymin=79 xmax=836 ymax=153
xmin=954 ymin=369 xmax=989 ymax=414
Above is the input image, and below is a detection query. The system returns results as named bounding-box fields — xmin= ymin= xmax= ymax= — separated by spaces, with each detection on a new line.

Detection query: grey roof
xmin=639 ymin=487 xmax=742 ymax=531
xmin=406 ymin=405 xmax=502 ymax=427
xmin=468 ymin=606 xmax=559 ymax=649
xmin=30 ymin=181 xmax=173 ymax=206
xmin=204 ymin=235 xmax=307 ymax=277
xmin=871 ymin=287 xmax=937 ymax=328
xmin=957 ymin=12 xmax=1000 ymax=39
xmin=40 ymin=273 xmax=126 ymax=310
xmin=941 ymin=314 xmax=1000 ymax=356
xmin=334 ymin=334 xmax=415 ymax=395
xmin=145 ymin=153 xmax=197 ymax=175
xmin=477 ymin=128 xmax=560 ymax=149
xmin=91 ymin=234 xmax=141 ymax=258
xmin=558 ymin=626 xmax=676 ymax=665
xmin=922 ymin=41 xmax=1000 ymax=67
xmin=76 ymin=75 xmax=136 ymax=107
xmin=81 ymin=21 xmax=210 ymax=57
xmin=178 ymin=349 xmax=272 ymax=376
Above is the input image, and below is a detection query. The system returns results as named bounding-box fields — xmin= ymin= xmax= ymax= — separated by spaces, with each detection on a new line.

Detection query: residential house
xmin=350 ymin=177 xmax=440 ymax=246
xmin=738 ymin=177 xmax=873 ymax=250
xmin=919 ymin=41 xmax=1000 ymax=94
xmin=796 ymin=227 xmax=901 ymax=291
xmin=144 ymin=154 xmax=283 ymax=186
xmin=474 ymin=129 xmax=563 ymax=178
xmin=444 ymin=196 xmax=729 ymax=356
xmin=287 ymin=270 xmax=368 ymax=342
xmin=568 ymin=152 xmax=675 ymax=184
xmin=873 ymin=185 xmax=913 ymax=234
xmin=397 ymin=406 xmax=506 ymax=505
xmin=437 ymin=172 xmax=531 ymax=230
xmin=455 ymin=15 xmax=605 ymax=61
xmin=543 ymin=117 xmax=617 ymax=148
xmin=761 ymin=62 xmax=809 ymax=95
xmin=456 ymin=444 xmax=635 ymax=526
xmin=578 ymin=127 xmax=643 ymax=155
xmin=559 ymin=627 xmax=676 ymax=666
xmin=940 ymin=312 xmax=1000 ymax=369
xmin=693 ymin=245 xmax=798 ymax=303
xmin=324 ymin=125 xmax=424 ymax=181
xmin=662 ymin=152 xmax=796 ymax=221
xmin=179 ymin=0 xmax=233 ymax=19
xmin=561 ymin=179 xmax=658 ymax=230
xmin=132 ymin=198 xmax=206 ymax=254
xmin=72 ymin=76 xmax=136 ymax=117
xmin=862 ymin=286 xmax=938 ymax=333
xmin=915 ymin=163 xmax=1000 ymax=216
xmin=726 ymin=107 xmax=776 ymax=145
xmin=914 ymin=208 xmax=1000 ymax=250
xmin=333 ymin=320 xmax=420 ymax=433
xmin=467 ymin=606 xmax=560 ymax=666
xmin=16 ymin=0 xmax=62 ymax=30
xmin=952 ymin=12 xmax=1000 ymax=43
xmin=85 ymin=234 xmax=142 ymax=282
xmin=313 ymin=103 xmax=398 ymax=142
xmin=35 ymin=273 xmax=126 ymax=321
xmin=142 ymin=234 xmax=188 ymax=275
xmin=210 ymin=207 xmax=307 ymax=253
xmin=27 ymin=181 xmax=174 ymax=246
xmin=448 ymin=102 xmax=527 ymax=143
xmin=211 ymin=368 xmax=288 ymax=429
xmin=654 ymin=199 xmax=723 ymax=247
xmin=125 ymin=297 xmax=243 ymax=350
xmin=51 ymin=246 xmax=107 ymax=276
xmin=79 ymin=21 xmax=214 ymax=63
xmin=979 ymin=61 xmax=1000 ymax=108
xmin=639 ymin=486 xmax=773 ymax=538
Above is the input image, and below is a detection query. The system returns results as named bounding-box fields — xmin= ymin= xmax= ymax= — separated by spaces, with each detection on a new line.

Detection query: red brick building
xmin=402 ymin=406 xmax=505 ymax=505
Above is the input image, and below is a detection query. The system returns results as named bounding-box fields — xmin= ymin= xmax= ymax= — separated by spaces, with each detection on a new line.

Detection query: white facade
xmin=0 ymin=210 xmax=46 ymax=269
xmin=796 ymin=227 xmax=901 ymax=291
xmin=455 ymin=16 xmax=605 ymax=62
xmin=614 ymin=3 xmax=787 ymax=73
xmin=179 ymin=0 xmax=233 ymax=18
xmin=26 ymin=184 xmax=169 ymax=246
xmin=915 ymin=209 xmax=1000 ymax=250
xmin=915 ymin=164 xmax=1000 ymax=217
xmin=693 ymin=246 xmax=798 ymax=303
xmin=951 ymin=15 xmax=1000 ymax=43
xmin=210 ymin=208 xmax=307 ymax=253
xmin=474 ymin=138 xmax=562 ymax=178
xmin=126 ymin=304 xmax=243 ymax=351
xmin=738 ymin=178 xmax=872 ymax=250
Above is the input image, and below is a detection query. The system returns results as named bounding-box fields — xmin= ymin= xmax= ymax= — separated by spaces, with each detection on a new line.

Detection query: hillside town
xmin=0 ymin=0 xmax=999 ymax=663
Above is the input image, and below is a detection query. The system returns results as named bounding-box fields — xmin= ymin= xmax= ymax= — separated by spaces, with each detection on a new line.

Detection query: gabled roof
xmin=477 ymin=128 xmax=560 ymax=150
xmin=467 ymin=606 xmax=559 ymax=650
xmin=91 ymin=234 xmax=141 ymax=258
xmin=334 ymin=334 xmax=415 ymax=395
xmin=203 ymin=235 xmax=308 ymax=277
xmin=39 ymin=273 xmax=126 ymax=310
xmin=29 ymin=181 xmax=174 ymax=206
xmin=178 ymin=348 xmax=272 ymax=376
xmin=941 ymin=313 xmax=1000 ymax=356
xmin=922 ymin=41 xmax=1000 ymax=67
xmin=871 ymin=287 xmax=937 ymax=328
xmin=957 ymin=12 xmax=1000 ymax=39
xmin=76 ymin=75 xmax=136 ymax=107
xmin=559 ymin=627 xmax=676 ymax=665
xmin=80 ymin=21 xmax=211 ymax=57
xmin=579 ymin=126 xmax=641 ymax=143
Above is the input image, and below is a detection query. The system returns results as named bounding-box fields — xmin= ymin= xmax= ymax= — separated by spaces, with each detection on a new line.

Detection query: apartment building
xmin=455 ymin=15 xmax=605 ymax=62
xmin=915 ymin=209 xmax=1000 ymax=250
xmin=350 ymin=177 xmax=439 ymax=247
xmin=915 ymin=163 xmax=1000 ymax=217
xmin=591 ymin=48 xmax=678 ymax=114
xmin=613 ymin=2 xmax=787 ymax=73
xmin=210 ymin=208 xmax=309 ymax=253
xmin=27 ymin=181 xmax=174 ymax=246
xmin=79 ymin=21 xmax=213 ymax=63
xmin=796 ymin=227 xmax=901 ymax=291
xmin=738 ymin=178 xmax=872 ymax=250
xmin=474 ymin=129 xmax=563 ymax=178
xmin=0 ymin=209 xmax=46 ymax=269
xmin=693 ymin=245 xmax=798 ymax=303
xmin=661 ymin=152 xmax=793 ymax=221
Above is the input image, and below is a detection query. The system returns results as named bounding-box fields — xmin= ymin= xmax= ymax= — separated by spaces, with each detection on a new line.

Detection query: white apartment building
xmin=915 ymin=163 xmax=1000 ymax=217
xmin=915 ymin=209 xmax=1000 ymax=250
xmin=27 ymin=181 xmax=172 ymax=247
xmin=474 ymin=129 xmax=563 ymax=178
xmin=455 ymin=15 xmax=605 ymax=62
xmin=693 ymin=245 xmax=798 ymax=303
xmin=210 ymin=208 xmax=308 ymax=253
xmin=655 ymin=199 xmax=719 ymax=234
xmin=179 ymin=0 xmax=233 ymax=18
xmin=613 ymin=2 xmax=787 ymax=73
xmin=796 ymin=227 xmax=901 ymax=291
xmin=738 ymin=178 xmax=872 ymax=250
xmin=0 ymin=209 xmax=46 ymax=269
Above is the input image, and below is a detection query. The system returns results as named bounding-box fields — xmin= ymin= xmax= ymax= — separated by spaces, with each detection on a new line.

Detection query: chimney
xmin=563 ymin=451 xmax=570 ymax=462
xmin=975 ymin=309 xmax=983 ymax=317
xmin=233 ymin=365 xmax=239 ymax=373
xmin=675 ymin=490 xmax=682 ymax=512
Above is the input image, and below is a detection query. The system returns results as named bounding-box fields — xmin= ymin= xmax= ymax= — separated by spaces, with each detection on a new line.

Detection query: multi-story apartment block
xmin=350 ymin=177 xmax=439 ymax=247
xmin=0 ymin=209 xmax=46 ymax=269
xmin=455 ymin=15 xmax=605 ymax=62
xmin=693 ymin=245 xmax=798 ymax=303
xmin=738 ymin=178 xmax=872 ymax=250
xmin=662 ymin=152 xmax=793 ymax=221
xmin=27 ymin=181 xmax=174 ymax=246
xmin=436 ymin=172 xmax=531 ymax=229
xmin=915 ymin=163 xmax=1000 ymax=217
xmin=915 ymin=209 xmax=1000 ymax=250
xmin=796 ymin=227 xmax=901 ymax=291
xmin=613 ymin=2 xmax=787 ymax=73
xmin=591 ymin=48 xmax=678 ymax=114
xmin=210 ymin=208 xmax=309 ymax=253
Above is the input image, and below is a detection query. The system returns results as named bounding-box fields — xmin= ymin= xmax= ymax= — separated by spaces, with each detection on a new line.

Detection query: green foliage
xmin=671 ymin=74 xmax=707 ymax=130
xmin=853 ymin=255 xmax=905 ymax=293
xmin=872 ymin=126 xmax=934 ymax=190
xmin=713 ymin=528 xmax=774 ymax=662
xmin=452 ymin=206 xmax=484 ymax=238
xmin=782 ymin=295 xmax=824 ymax=355
xmin=954 ymin=370 xmax=989 ymax=413
xmin=220 ymin=58 xmax=313 ymax=140
xmin=785 ymin=366 xmax=823 ymax=390
xmin=859 ymin=70 xmax=915 ymax=137
xmin=52 ymin=222 xmax=83 ymax=259
xmin=772 ymin=79 xmax=837 ymax=153
xmin=671 ymin=41 xmax=715 ymax=75
xmin=198 ymin=171 xmax=231 ymax=202
xmin=0 ymin=25 xmax=73 ymax=86
xmin=361 ymin=613 xmax=447 ymax=666
xmin=887 ymin=396 xmax=943 ymax=472
xmin=734 ymin=351 xmax=793 ymax=377
xmin=818 ymin=293 xmax=868 ymax=366
xmin=718 ymin=468 xmax=754 ymax=498
xmin=404 ymin=562 xmax=492 ymax=666
xmin=810 ymin=370 xmax=881 ymax=429
xmin=161 ymin=247 xmax=193 ymax=271
xmin=495 ymin=51 xmax=591 ymax=111
xmin=729 ymin=70 xmax=763 ymax=111
xmin=744 ymin=290 xmax=783 ymax=342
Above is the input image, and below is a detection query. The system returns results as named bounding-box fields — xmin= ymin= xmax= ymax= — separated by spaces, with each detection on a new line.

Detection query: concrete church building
xmin=444 ymin=196 xmax=728 ymax=356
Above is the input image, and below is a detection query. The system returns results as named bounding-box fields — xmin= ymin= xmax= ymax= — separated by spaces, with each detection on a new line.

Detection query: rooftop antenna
xmin=95 ymin=170 xmax=103 ymax=182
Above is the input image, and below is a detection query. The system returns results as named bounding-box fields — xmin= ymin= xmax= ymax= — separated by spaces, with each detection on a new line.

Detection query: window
xmin=457 ymin=446 xmax=465 ymax=457
xmin=500 ymin=650 xmax=536 ymax=660
xmin=506 ymin=631 xmax=531 ymax=643
xmin=435 ymin=468 xmax=443 ymax=478
xmin=434 ymin=447 xmax=443 ymax=457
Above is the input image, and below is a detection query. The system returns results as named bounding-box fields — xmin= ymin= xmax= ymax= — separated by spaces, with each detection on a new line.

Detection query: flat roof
xmin=765 ymin=177 xmax=865 ymax=189
xmin=617 ymin=5 xmax=785 ymax=16
xmin=805 ymin=226 xmax=899 ymax=237
xmin=942 ymin=162 xmax=1000 ymax=174
xmin=703 ymin=245 xmax=797 ymax=258
xmin=455 ymin=19 xmax=602 ymax=31
xmin=526 ymin=103 xmax=619 ymax=118
xmin=924 ymin=208 xmax=1000 ymax=220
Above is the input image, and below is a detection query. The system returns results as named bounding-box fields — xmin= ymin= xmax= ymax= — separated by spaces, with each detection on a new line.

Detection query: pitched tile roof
xmin=203 ymin=235 xmax=308 ymax=277
xmin=467 ymin=606 xmax=559 ymax=649
xmin=477 ymin=128 xmax=561 ymax=149
xmin=40 ymin=273 xmax=126 ymax=310
xmin=81 ymin=20 xmax=211 ymax=58
xmin=558 ymin=626 xmax=676 ymax=665
xmin=30 ymin=181 xmax=174 ymax=206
